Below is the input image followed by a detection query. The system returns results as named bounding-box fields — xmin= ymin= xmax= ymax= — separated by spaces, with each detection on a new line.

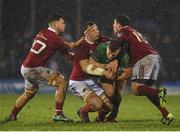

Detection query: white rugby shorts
xmin=21 ymin=65 xmax=61 ymax=89
xmin=131 ymin=54 xmax=161 ymax=81
xmin=69 ymin=78 xmax=104 ymax=97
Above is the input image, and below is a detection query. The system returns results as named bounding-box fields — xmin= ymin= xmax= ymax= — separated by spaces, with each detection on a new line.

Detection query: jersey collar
xmin=48 ymin=27 xmax=58 ymax=34
xmin=85 ymin=37 xmax=95 ymax=44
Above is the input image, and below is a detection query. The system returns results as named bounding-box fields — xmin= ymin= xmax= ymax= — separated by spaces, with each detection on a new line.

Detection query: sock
xmin=137 ymin=85 xmax=159 ymax=96
xmin=147 ymin=96 xmax=169 ymax=117
xmin=137 ymin=85 xmax=169 ymax=117
xmin=106 ymin=95 xmax=122 ymax=121
xmin=97 ymin=108 xmax=106 ymax=121
xmin=55 ymin=102 xmax=63 ymax=115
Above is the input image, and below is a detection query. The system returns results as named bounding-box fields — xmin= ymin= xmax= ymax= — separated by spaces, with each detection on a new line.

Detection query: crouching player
xmin=89 ymin=39 xmax=132 ymax=122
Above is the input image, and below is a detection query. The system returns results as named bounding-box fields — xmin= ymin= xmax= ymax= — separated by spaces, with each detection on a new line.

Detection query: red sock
xmin=55 ymin=102 xmax=63 ymax=115
xmin=137 ymin=85 xmax=159 ymax=96
xmin=138 ymin=85 xmax=169 ymax=117
xmin=147 ymin=96 xmax=169 ymax=117
xmin=159 ymin=107 xmax=169 ymax=118
xmin=98 ymin=108 xmax=106 ymax=121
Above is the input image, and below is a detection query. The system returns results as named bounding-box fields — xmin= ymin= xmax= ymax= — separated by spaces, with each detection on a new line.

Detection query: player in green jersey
xmin=89 ymin=39 xmax=132 ymax=122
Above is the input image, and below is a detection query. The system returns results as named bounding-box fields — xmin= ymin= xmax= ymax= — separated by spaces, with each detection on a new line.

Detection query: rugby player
xmin=5 ymin=14 xmax=81 ymax=122
xmin=112 ymin=14 xmax=174 ymax=125
xmin=69 ymin=21 xmax=113 ymax=122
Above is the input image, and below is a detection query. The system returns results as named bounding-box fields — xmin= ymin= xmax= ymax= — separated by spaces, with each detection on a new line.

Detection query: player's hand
xmin=103 ymin=69 xmax=115 ymax=80
xmin=65 ymin=36 xmax=85 ymax=49
xmin=107 ymin=60 xmax=118 ymax=74
xmin=77 ymin=36 xmax=85 ymax=43
xmin=71 ymin=36 xmax=85 ymax=48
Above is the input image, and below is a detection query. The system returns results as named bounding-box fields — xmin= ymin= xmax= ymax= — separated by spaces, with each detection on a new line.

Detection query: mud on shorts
xmin=21 ymin=65 xmax=65 ymax=90
xmin=68 ymin=78 xmax=104 ymax=97
xmin=131 ymin=54 xmax=161 ymax=82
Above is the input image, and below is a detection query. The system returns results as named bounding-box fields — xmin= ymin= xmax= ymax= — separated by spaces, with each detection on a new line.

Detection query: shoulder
xmin=119 ymin=26 xmax=132 ymax=36
xmin=96 ymin=42 xmax=108 ymax=51
xmin=96 ymin=36 xmax=111 ymax=43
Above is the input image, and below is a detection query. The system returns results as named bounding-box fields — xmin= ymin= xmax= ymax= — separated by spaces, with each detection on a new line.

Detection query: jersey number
xmin=132 ymin=31 xmax=148 ymax=43
xmin=30 ymin=40 xmax=46 ymax=54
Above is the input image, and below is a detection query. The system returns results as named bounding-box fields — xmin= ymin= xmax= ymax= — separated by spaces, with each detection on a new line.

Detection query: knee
xmin=24 ymin=88 xmax=38 ymax=99
xmin=105 ymin=90 xmax=114 ymax=99
xmin=83 ymin=91 xmax=104 ymax=111
xmin=131 ymin=83 xmax=140 ymax=95
xmin=48 ymin=72 xmax=67 ymax=90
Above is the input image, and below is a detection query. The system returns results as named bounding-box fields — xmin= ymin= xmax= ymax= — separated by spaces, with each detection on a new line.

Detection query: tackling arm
xmin=117 ymin=67 xmax=132 ymax=80
xmin=64 ymin=36 xmax=84 ymax=49
xmin=80 ymin=59 xmax=114 ymax=79
xmin=89 ymin=57 xmax=107 ymax=69
xmin=80 ymin=59 xmax=105 ymax=76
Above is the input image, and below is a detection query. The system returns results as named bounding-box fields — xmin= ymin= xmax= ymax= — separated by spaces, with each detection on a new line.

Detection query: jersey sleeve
xmin=57 ymin=37 xmax=69 ymax=55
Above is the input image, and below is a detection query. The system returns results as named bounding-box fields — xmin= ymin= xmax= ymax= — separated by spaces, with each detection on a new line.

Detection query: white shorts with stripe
xmin=131 ymin=54 xmax=161 ymax=81
xmin=68 ymin=78 xmax=104 ymax=97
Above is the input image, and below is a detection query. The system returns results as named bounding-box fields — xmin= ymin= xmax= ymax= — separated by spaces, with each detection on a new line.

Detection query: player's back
xmin=23 ymin=28 xmax=67 ymax=68
xmin=119 ymin=26 xmax=158 ymax=64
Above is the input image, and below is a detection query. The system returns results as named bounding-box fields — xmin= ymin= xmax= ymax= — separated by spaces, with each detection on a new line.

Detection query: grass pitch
xmin=0 ymin=93 xmax=180 ymax=131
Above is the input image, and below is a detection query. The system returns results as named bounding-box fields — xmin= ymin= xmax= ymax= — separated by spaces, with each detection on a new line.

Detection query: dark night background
xmin=0 ymin=0 xmax=180 ymax=83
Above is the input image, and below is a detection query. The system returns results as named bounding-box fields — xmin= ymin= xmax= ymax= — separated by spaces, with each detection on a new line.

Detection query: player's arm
xmin=64 ymin=36 xmax=84 ymax=49
xmin=89 ymin=57 xmax=107 ymax=69
xmin=79 ymin=59 xmax=113 ymax=79
xmin=107 ymin=59 xmax=119 ymax=74
xmin=116 ymin=67 xmax=132 ymax=80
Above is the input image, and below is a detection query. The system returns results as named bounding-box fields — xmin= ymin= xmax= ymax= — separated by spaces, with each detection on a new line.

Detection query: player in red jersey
xmin=113 ymin=14 xmax=174 ymax=125
xmin=69 ymin=21 xmax=114 ymax=122
xmin=4 ymin=14 xmax=80 ymax=122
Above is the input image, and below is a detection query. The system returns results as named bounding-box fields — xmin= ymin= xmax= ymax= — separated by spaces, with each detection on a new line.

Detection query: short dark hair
xmin=115 ymin=14 xmax=130 ymax=26
xmin=108 ymin=39 xmax=123 ymax=52
xmin=83 ymin=21 xmax=96 ymax=34
xmin=48 ymin=14 xmax=64 ymax=24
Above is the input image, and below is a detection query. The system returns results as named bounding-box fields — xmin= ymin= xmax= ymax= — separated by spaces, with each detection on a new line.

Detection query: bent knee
xmin=105 ymin=91 xmax=114 ymax=98
xmin=24 ymin=88 xmax=38 ymax=99
xmin=83 ymin=91 xmax=103 ymax=111
xmin=131 ymin=82 xmax=141 ymax=95
xmin=48 ymin=72 xmax=67 ymax=88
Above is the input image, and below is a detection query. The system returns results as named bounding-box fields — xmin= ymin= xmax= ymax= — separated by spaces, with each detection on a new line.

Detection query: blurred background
xmin=0 ymin=0 xmax=179 ymax=93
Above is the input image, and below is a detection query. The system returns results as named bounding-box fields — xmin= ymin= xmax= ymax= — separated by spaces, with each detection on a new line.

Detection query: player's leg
xmin=69 ymin=79 xmax=111 ymax=122
xmin=5 ymin=66 xmax=39 ymax=122
xmin=105 ymin=80 xmax=126 ymax=122
xmin=39 ymin=68 xmax=73 ymax=122
xmin=80 ymin=90 xmax=105 ymax=122
xmin=5 ymin=87 xmax=38 ymax=122
xmin=88 ymin=78 xmax=113 ymax=122
xmin=99 ymin=81 xmax=115 ymax=122
xmin=69 ymin=79 xmax=105 ymax=122
xmin=131 ymin=54 xmax=174 ymax=125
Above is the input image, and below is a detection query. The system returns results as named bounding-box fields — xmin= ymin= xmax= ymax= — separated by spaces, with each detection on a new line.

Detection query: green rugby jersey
xmin=91 ymin=42 xmax=131 ymax=69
